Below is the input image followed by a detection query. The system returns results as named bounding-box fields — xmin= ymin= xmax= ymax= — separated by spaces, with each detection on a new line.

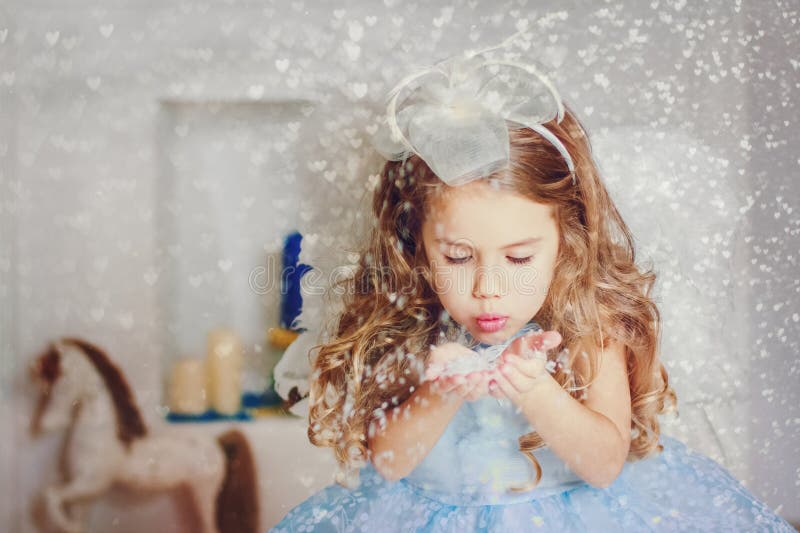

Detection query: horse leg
xmin=45 ymin=485 xmax=82 ymax=533
xmin=64 ymin=500 xmax=90 ymax=530
xmin=44 ymin=476 xmax=111 ymax=533
xmin=188 ymin=475 xmax=225 ymax=533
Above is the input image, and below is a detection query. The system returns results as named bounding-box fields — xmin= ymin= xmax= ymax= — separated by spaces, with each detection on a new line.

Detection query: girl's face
xmin=421 ymin=181 xmax=560 ymax=345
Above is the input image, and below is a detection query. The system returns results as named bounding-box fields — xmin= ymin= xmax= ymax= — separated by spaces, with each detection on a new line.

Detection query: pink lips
xmin=476 ymin=313 xmax=508 ymax=333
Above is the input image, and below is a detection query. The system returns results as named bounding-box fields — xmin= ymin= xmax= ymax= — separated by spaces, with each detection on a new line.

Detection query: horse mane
xmin=30 ymin=344 xmax=63 ymax=436
xmin=37 ymin=343 xmax=62 ymax=385
xmin=62 ymin=337 xmax=148 ymax=447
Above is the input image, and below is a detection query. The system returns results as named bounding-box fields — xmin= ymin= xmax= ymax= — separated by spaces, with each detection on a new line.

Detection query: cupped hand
xmin=424 ymin=342 xmax=475 ymax=381
xmin=429 ymin=370 xmax=496 ymax=401
xmin=424 ymin=342 xmax=495 ymax=402
xmin=487 ymin=330 xmax=563 ymax=403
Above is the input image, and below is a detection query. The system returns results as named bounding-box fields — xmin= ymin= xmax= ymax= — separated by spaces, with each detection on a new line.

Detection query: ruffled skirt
xmin=269 ymin=436 xmax=794 ymax=532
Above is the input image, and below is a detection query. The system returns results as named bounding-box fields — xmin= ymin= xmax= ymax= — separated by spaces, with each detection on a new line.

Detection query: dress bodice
xmin=401 ymin=320 xmax=584 ymax=505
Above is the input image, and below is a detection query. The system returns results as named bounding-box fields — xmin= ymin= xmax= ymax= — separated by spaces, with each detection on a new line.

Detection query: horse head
xmin=29 ymin=339 xmax=100 ymax=437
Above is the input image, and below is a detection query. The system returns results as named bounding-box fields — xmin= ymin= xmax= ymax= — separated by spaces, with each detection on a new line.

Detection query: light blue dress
xmin=270 ymin=321 xmax=795 ymax=532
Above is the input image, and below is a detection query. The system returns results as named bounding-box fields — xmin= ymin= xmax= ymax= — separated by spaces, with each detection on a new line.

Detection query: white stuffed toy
xmin=272 ymin=249 xmax=352 ymax=418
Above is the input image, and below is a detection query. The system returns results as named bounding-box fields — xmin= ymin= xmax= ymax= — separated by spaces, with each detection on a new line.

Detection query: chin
xmin=470 ymin=326 xmax=509 ymax=344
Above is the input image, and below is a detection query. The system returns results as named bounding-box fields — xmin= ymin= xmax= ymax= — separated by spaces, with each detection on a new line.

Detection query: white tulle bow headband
xmin=371 ymin=31 xmax=576 ymax=187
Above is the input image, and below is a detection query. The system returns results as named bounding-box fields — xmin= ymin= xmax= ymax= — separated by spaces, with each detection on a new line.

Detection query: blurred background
xmin=0 ymin=0 xmax=797 ymax=531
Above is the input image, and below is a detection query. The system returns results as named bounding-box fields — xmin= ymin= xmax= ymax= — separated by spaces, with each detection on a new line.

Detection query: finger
xmin=471 ymin=372 xmax=495 ymax=399
xmin=462 ymin=374 xmax=485 ymax=399
xmin=502 ymin=340 xmax=546 ymax=363
xmin=455 ymin=381 xmax=475 ymax=399
xmin=505 ymin=357 xmax=545 ymax=379
xmin=427 ymin=378 xmax=448 ymax=396
xmin=492 ymin=372 xmax=520 ymax=398
xmin=522 ymin=343 xmax=549 ymax=362
xmin=424 ymin=365 xmax=442 ymax=381
xmin=504 ymin=335 xmax=545 ymax=361
xmin=504 ymin=336 xmax=530 ymax=358
xmin=480 ymin=371 xmax=498 ymax=391
xmin=442 ymin=374 xmax=469 ymax=393
xmin=526 ymin=330 xmax=562 ymax=351
xmin=541 ymin=330 xmax=563 ymax=349
xmin=472 ymin=372 xmax=489 ymax=399
xmin=435 ymin=381 xmax=465 ymax=401
xmin=440 ymin=375 xmax=463 ymax=393
xmin=465 ymin=385 xmax=483 ymax=401
xmin=430 ymin=376 xmax=459 ymax=396
xmin=487 ymin=378 xmax=502 ymax=398
xmin=499 ymin=363 xmax=530 ymax=393
xmin=463 ymin=384 xmax=481 ymax=401
xmin=465 ymin=372 xmax=485 ymax=387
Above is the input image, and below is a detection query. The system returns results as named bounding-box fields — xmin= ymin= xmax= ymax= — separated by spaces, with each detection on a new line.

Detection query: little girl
xmin=270 ymin=36 xmax=794 ymax=532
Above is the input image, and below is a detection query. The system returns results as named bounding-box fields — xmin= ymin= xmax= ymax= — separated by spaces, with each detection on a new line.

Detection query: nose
xmin=472 ymin=264 xmax=505 ymax=299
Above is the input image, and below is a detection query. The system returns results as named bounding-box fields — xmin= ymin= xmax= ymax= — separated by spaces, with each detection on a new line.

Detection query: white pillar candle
xmin=206 ymin=327 xmax=244 ymax=415
xmin=168 ymin=358 xmax=208 ymax=415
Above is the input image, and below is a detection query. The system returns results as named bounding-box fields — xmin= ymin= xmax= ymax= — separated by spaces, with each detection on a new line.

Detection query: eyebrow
xmin=435 ymin=237 xmax=542 ymax=249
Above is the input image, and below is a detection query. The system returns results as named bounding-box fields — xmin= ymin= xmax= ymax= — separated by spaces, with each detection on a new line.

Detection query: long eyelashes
xmin=443 ymin=256 xmax=533 ymax=265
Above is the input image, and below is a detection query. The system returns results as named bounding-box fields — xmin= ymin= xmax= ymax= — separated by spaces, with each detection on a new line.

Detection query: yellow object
xmin=268 ymin=327 xmax=300 ymax=349
xmin=206 ymin=327 xmax=244 ymax=415
xmin=168 ymin=358 xmax=207 ymax=415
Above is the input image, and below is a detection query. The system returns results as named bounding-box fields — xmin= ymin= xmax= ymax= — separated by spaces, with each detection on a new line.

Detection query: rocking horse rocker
xmin=29 ymin=337 xmax=259 ymax=533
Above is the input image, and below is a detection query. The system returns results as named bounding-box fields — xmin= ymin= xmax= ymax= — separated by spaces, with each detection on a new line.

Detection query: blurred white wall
xmin=0 ymin=0 xmax=797 ymax=530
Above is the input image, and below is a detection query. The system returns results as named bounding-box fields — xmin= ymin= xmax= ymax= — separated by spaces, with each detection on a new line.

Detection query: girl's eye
xmin=444 ymin=255 xmax=470 ymax=265
xmin=443 ymin=256 xmax=533 ymax=265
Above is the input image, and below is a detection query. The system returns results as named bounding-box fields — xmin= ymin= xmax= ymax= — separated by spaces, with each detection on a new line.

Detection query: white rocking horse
xmin=29 ymin=337 xmax=259 ymax=533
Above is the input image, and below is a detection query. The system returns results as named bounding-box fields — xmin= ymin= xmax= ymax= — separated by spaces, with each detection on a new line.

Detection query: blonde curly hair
xmin=306 ymin=102 xmax=676 ymax=489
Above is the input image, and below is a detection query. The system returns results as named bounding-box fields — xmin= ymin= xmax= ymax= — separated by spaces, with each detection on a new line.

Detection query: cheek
xmin=533 ymin=253 xmax=559 ymax=301
xmin=429 ymin=261 xmax=459 ymax=294
xmin=511 ymin=257 xmax=556 ymax=302
xmin=428 ymin=264 xmax=446 ymax=293
xmin=428 ymin=266 xmax=469 ymax=313
xmin=513 ymin=262 xmax=544 ymax=292
xmin=539 ymin=241 xmax=559 ymax=275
